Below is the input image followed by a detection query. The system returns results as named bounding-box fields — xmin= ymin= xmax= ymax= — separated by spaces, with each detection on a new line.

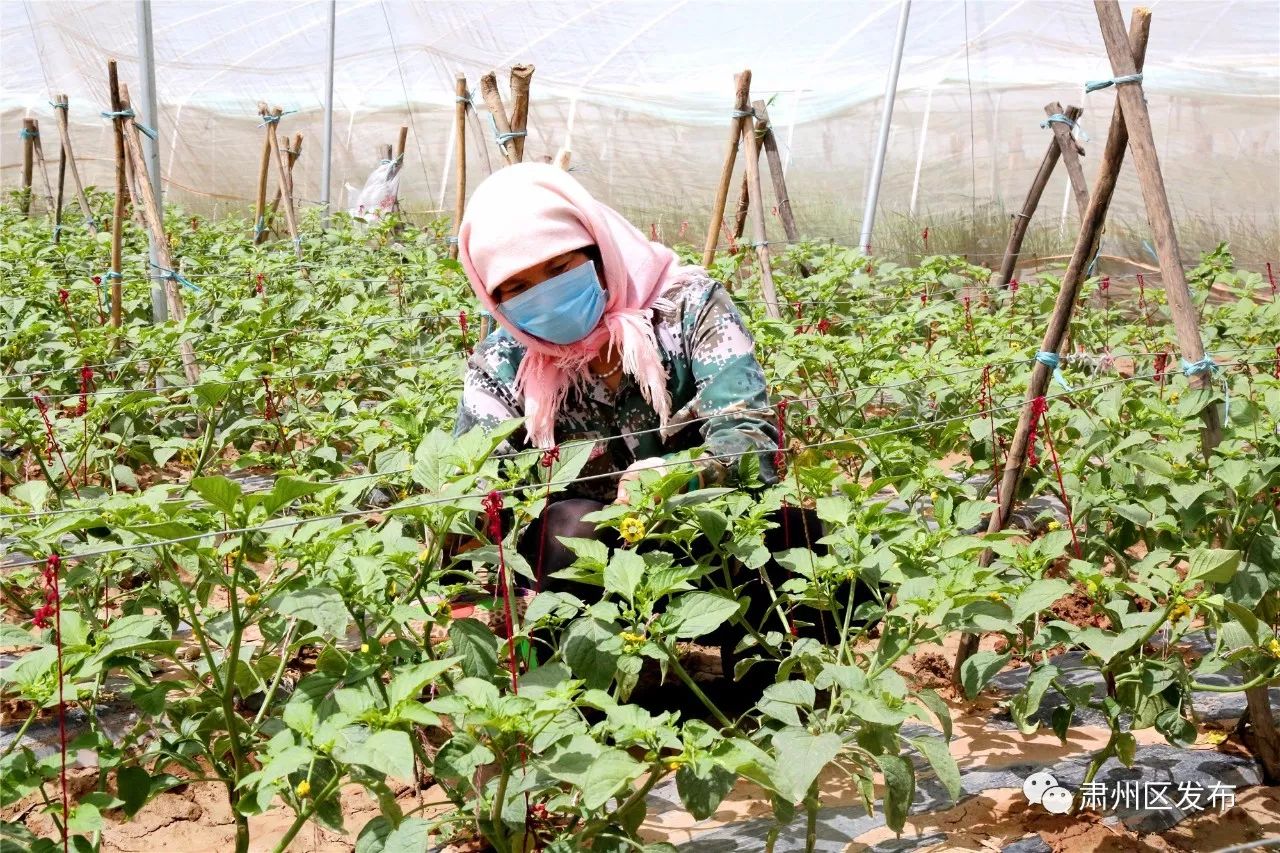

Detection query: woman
xmin=451 ymin=163 xmax=825 ymax=654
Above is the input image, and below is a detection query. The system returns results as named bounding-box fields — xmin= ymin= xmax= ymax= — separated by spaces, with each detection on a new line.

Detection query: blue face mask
xmin=497 ymin=259 xmax=606 ymax=345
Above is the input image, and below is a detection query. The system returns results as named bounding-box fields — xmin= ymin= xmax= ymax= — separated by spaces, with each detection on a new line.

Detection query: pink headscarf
xmin=458 ymin=163 xmax=704 ymax=449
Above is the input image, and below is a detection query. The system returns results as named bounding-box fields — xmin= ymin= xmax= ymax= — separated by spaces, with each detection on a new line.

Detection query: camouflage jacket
xmin=452 ymin=274 xmax=778 ymax=502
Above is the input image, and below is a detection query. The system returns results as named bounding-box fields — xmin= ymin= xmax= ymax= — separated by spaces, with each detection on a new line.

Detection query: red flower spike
xmin=481 ymin=491 xmax=505 ymax=539
xmin=1100 ymin=276 xmax=1110 ymax=293
xmin=540 ymin=446 xmax=560 ymax=469
xmin=92 ymin=275 xmax=102 ymax=286
xmin=1154 ymin=352 xmax=1169 ymax=381
xmin=816 ymin=317 xmax=832 ymax=335
xmin=58 ymin=288 xmax=69 ymax=305
xmin=773 ymin=400 xmax=789 ymax=472
xmin=1267 ymin=262 xmax=1276 ymax=296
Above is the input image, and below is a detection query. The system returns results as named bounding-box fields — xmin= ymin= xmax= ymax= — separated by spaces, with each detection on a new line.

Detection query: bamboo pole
xmin=1096 ymin=0 xmax=1277 ymax=781
xmin=508 ymin=64 xmax=535 ymax=163
xmin=952 ymin=8 xmax=1151 ymax=689
xmin=30 ymin=120 xmax=56 ymax=214
xmin=119 ymin=85 xmax=200 ymax=384
xmin=53 ymin=117 xmax=67 ymax=244
xmin=267 ymin=133 xmax=302 ymax=233
xmin=253 ymin=102 xmax=272 ymax=245
xmin=394 ymin=125 xmax=408 ymax=174
xmin=740 ymin=107 xmax=781 ymax=319
xmin=20 ymin=118 xmax=35 ymax=216
xmin=702 ymin=70 xmax=753 ymax=268
xmin=732 ymin=111 xmax=766 ymax=241
xmin=106 ymin=61 xmax=126 ymax=327
xmin=451 ymin=73 xmax=468 ymax=261
xmin=52 ymin=96 xmax=97 ymax=237
xmin=1042 ymin=102 xmax=1090 ymax=219
xmin=266 ymin=106 xmax=303 ymax=259
xmin=992 ymin=104 xmax=1082 ymax=289
xmin=754 ymin=100 xmax=801 ymax=244
xmin=122 ymin=132 xmax=148 ymax=228
xmin=478 ymin=72 xmax=518 ymax=166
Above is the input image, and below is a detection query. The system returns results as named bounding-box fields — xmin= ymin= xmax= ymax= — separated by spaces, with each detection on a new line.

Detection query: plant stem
xmin=664 ymin=646 xmax=733 ymax=729
xmin=270 ymin=773 xmax=343 ymax=853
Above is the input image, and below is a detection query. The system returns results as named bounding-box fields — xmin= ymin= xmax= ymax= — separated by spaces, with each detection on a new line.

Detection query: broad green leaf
xmin=875 ymin=753 xmax=915 ymax=833
xmin=907 ymin=736 xmax=961 ymax=803
xmin=564 ymin=617 xmax=620 ymax=690
xmin=959 ymin=651 xmax=1011 ymax=699
xmin=387 ymin=657 xmax=460 ymax=706
xmin=190 ymin=475 xmax=242 ymax=515
xmin=1010 ymin=578 xmax=1071 ymax=624
xmin=605 ymin=549 xmax=645 ymax=602
xmin=449 ymin=619 xmax=498 ymax=680
xmin=581 ymin=748 xmax=643 ymax=810
xmin=274 ymin=587 xmax=350 ymax=639
xmin=757 ymin=681 xmax=815 ymax=727
xmin=358 ymin=729 xmax=416 ymax=782
xmin=676 ymin=759 xmax=737 ymax=820
xmin=770 ymin=729 xmax=841 ymax=804
xmin=662 ymin=591 xmax=741 ymax=638
xmin=1186 ymin=547 xmax=1240 ymax=584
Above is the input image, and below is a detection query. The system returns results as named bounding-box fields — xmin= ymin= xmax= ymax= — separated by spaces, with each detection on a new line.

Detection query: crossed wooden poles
xmin=950 ymin=2 xmax=1279 ymax=782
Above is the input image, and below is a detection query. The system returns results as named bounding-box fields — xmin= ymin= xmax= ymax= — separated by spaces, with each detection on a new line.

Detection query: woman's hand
xmin=615 ymin=456 xmax=669 ymax=504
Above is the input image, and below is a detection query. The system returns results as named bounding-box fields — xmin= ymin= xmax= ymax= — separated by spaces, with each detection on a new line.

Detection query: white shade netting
xmin=2 ymin=0 xmax=1277 ymax=248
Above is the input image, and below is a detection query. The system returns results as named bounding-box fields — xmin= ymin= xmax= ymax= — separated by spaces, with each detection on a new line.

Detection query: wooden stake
xmin=253 ymin=102 xmax=272 ymax=245
xmin=20 ymin=118 xmax=35 ymax=216
xmin=53 ymin=117 xmax=67 ymax=244
xmin=1042 ymin=103 xmax=1090 ymax=219
xmin=1096 ymin=0 xmax=1277 ymax=782
xmin=702 ymin=70 xmax=753 ymax=268
xmin=106 ymin=61 xmax=126 ymax=327
xmin=395 ymin=126 xmax=408 ymax=164
xmin=266 ymin=106 xmax=303 ymax=259
xmin=740 ymin=106 xmax=781 ymax=320
xmin=508 ymin=64 xmax=535 ymax=163
xmin=121 ymin=132 xmax=148 ymax=228
xmin=952 ymin=8 xmax=1151 ymax=690
xmin=478 ymin=72 xmax=518 ymax=166
xmin=267 ymin=133 xmax=302 ymax=233
xmin=119 ymin=85 xmax=200 ymax=384
xmin=30 ymin=120 xmax=56 ymax=214
xmin=993 ymin=104 xmax=1083 ymax=288
xmin=52 ymin=96 xmax=97 ymax=237
xmin=451 ymin=73 xmax=468 ymax=261
xmin=732 ymin=112 xmax=765 ymax=241
xmin=754 ymin=100 xmax=801 ymax=244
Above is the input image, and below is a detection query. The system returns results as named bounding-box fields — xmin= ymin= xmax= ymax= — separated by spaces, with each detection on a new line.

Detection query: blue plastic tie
xmin=380 ymin=154 xmax=404 ymax=167
xmin=134 ymin=122 xmax=157 ymax=140
xmin=1180 ymin=353 xmax=1230 ymax=424
xmin=445 ymin=235 xmax=459 ymax=245
xmin=19 ymin=128 xmax=37 ymax=140
xmin=486 ymin=112 xmax=527 ymax=148
xmin=100 ymin=108 xmax=135 ymax=120
xmin=1142 ymin=240 xmax=1158 ymax=262
xmin=1085 ymin=73 xmax=1143 ymax=94
xmin=103 ymin=270 xmax=123 ymax=281
xmin=257 ymin=109 xmax=298 ymax=127
xmin=253 ymin=215 xmax=265 ymax=236
xmin=49 ymin=100 xmax=68 ymax=110
xmin=456 ymin=92 xmax=473 ymax=104
xmin=1086 ymin=250 xmax=1101 ymax=277
xmin=732 ymin=108 xmax=756 ymax=119
xmin=1041 ymin=113 xmax=1089 ymax=143
xmin=150 ymin=262 xmax=202 ymax=294
xmin=1035 ymin=351 xmax=1073 ymax=392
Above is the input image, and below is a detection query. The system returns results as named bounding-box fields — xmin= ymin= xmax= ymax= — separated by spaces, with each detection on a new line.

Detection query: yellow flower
xmin=1169 ymin=603 xmax=1191 ymax=622
xmin=987 ymin=592 xmax=1002 ymax=602
xmin=1267 ymin=638 xmax=1280 ymax=658
xmin=417 ymin=548 xmax=430 ymax=563
xmin=245 ymin=593 xmax=260 ymax=607
xmin=360 ymin=643 xmax=370 ymax=654
xmin=1200 ymin=729 xmax=1229 ymax=746
xmin=295 ymin=779 xmax=311 ymax=798
xmin=666 ymin=760 xmax=683 ymax=770
xmin=1047 ymin=521 xmax=1062 ymax=531
xmin=1169 ymin=392 xmax=1180 ymax=403
xmin=620 ymin=632 xmax=645 ymax=644
xmin=619 ymin=517 xmax=645 ymax=545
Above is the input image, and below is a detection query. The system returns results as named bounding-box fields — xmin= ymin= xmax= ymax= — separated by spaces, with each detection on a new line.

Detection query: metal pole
xmin=857 ymin=0 xmax=911 ymax=252
xmin=320 ymin=0 xmax=336 ymax=228
xmin=136 ymin=0 xmax=167 ymax=324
